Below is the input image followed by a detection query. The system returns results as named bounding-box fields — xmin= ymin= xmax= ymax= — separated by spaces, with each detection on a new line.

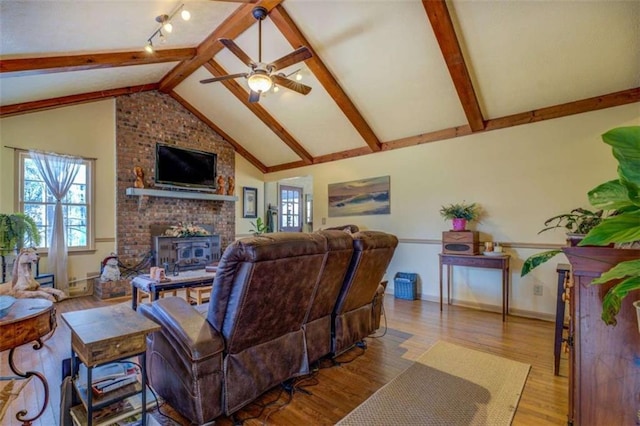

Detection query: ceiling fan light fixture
xmin=247 ymin=71 xmax=273 ymax=93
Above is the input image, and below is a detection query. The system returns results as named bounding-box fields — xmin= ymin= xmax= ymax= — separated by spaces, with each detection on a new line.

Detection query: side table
xmin=61 ymin=304 xmax=160 ymax=426
xmin=439 ymin=253 xmax=511 ymax=321
xmin=0 ymin=298 xmax=56 ymax=425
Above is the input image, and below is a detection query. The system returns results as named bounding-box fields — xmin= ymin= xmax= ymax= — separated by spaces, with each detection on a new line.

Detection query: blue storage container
xmin=394 ymin=272 xmax=419 ymax=300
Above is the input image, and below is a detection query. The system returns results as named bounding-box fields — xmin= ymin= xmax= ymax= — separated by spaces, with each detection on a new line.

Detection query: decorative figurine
xmin=216 ymin=176 xmax=226 ymax=195
xmin=133 ymin=166 xmax=145 ymax=188
xmin=227 ymin=176 xmax=235 ymax=196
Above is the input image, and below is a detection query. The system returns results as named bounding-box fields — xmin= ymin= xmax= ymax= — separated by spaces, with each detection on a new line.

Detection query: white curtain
xmin=30 ymin=151 xmax=82 ymax=295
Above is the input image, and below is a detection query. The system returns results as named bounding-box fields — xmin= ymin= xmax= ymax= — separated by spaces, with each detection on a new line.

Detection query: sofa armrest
xmin=138 ymin=297 xmax=224 ymax=362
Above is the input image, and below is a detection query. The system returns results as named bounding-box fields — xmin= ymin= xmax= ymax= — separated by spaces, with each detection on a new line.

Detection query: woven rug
xmin=337 ymin=341 xmax=530 ymax=425
xmin=0 ymin=377 xmax=31 ymax=422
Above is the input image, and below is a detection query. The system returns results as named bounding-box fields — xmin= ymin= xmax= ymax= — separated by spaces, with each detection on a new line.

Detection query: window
xmin=280 ymin=185 xmax=303 ymax=232
xmin=18 ymin=151 xmax=94 ymax=251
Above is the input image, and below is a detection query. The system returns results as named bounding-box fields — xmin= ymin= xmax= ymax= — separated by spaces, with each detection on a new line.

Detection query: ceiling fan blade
xmin=200 ymin=73 xmax=247 ymax=84
xmin=219 ymin=39 xmax=256 ymax=67
xmin=248 ymin=90 xmax=261 ymax=103
xmin=270 ymin=47 xmax=312 ymax=71
xmin=272 ymin=74 xmax=312 ymax=95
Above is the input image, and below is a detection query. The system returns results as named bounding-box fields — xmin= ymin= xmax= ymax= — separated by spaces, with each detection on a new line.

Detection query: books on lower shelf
xmin=78 ymin=361 xmax=139 ymax=396
xmin=70 ymin=386 xmax=158 ymax=426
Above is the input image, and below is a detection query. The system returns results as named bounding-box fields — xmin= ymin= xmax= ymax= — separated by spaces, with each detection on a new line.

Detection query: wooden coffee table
xmin=130 ymin=269 xmax=216 ymax=310
xmin=0 ymin=298 xmax=56 ymax=425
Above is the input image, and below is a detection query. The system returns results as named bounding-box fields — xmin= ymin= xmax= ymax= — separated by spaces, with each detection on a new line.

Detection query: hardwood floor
xmin=0 ymin=295 xmax=568 ymax=425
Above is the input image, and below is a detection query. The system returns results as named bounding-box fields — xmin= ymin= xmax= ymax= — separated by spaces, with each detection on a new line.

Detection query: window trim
xmin=16 ymin=151 xmax=96 ymax=253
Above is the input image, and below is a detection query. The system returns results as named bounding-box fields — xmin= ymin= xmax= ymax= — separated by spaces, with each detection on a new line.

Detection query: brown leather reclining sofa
xmin=138 ymin=229 xmax=398 ymax=424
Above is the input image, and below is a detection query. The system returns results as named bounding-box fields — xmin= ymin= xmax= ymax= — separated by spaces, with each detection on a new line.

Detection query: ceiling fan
xmin=200 ymin=6 xmax=313 ymax=103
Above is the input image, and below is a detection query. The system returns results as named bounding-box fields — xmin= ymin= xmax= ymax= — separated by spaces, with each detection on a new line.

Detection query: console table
xmin=0 ymin=299 xmax=56 ymax=425
xmin=438 ymin=253 xmax=511 ymax=321
xmin=130 ymin=269 xmax=216 ymax=310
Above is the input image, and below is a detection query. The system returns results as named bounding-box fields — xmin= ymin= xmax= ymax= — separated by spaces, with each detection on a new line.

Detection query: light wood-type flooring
xmin=0 ymin=295 xmax=568 ymax=425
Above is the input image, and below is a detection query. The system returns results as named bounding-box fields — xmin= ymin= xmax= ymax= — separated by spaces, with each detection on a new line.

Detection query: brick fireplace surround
xmin=115 ymin=91 xmax=235 ymax=269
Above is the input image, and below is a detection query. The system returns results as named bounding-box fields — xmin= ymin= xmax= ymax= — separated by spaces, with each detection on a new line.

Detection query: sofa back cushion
xmin=207 ymin=232 xmax=327 ymax=354
xmin=334 ymin=231 xmax=399 ymax=315
xmin=306 ymin=230 xmax=355 ymax=323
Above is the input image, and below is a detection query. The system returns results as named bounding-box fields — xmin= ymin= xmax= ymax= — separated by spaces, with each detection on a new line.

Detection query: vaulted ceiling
xmin=1 ymin=0 xmax=639 ymax=173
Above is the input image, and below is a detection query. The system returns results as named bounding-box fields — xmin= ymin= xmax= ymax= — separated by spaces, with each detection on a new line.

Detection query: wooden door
xmin=279 ymin=185 xmax=303 ymax=232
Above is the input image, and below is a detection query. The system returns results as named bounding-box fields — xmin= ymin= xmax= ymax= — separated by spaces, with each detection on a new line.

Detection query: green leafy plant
xmin=521 ymin=207 xmax=610 ymax=276
xmin=439 ymin=202 xmax=480 ymax=221
xmin=577 ymin=126 xmax=640 ymax=325
xmin=0 ymin=213 xmax=41 ymax=255
xmin=250 ymin=217 xmax=268 ymax=235
xmin=522 ymin=126 xmax=640 ymax=325
xmin=538 ymin=208 xmax=607 ymax=235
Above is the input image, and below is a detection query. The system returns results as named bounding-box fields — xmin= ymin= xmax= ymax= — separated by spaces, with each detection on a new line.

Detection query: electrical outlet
xmin=533 ymin=284 xmax=543 ymax=296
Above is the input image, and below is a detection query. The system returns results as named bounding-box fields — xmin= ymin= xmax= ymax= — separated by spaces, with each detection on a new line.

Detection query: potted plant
xmin=574 ymin=126 xmax=640 ymax=326
xmin=538 ymin=207 xmax=609 ymax=246
xmin=250 ymin=217 xmax=268 ymax=236
xmin=439 ymin=202 xmax=480 ymax=231
xmin=0 ymin=213 xmax=41 ymax=255
xmin=520 ymin=207 xmax=610 ymax=275
xmin=523 ymin=126 xmax=640 ymax=326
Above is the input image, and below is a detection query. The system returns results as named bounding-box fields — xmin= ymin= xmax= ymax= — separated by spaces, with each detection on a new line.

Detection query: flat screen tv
xmin=155 ymin=144 xmax=217 ymax=190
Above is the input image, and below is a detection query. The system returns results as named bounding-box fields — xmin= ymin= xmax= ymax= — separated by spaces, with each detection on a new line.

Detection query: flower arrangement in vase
xmin=164 ymin=223 xmax=210 ymax=238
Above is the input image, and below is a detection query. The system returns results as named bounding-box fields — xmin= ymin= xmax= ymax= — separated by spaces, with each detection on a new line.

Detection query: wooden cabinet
xmin=563 ymin=247 xmax=640 ymax=426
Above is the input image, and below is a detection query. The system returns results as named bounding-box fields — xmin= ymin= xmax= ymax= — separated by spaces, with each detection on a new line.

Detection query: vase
xmin=452 ymin=218 xmax=467 ymax=231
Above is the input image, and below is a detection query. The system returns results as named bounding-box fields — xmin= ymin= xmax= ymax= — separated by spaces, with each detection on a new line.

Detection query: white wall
xmin=234 ymin=156 xmax=265 ymax=237
xmin=254 ymin=104 xmax=640 ymax=320
xmin=0 ymin=100 xmax=116 ymax=294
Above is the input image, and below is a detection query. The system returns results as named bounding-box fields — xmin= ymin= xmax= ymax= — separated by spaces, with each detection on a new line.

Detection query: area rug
xmin=0 ymin=377 xmax=31 ymax=422
xmin=337 ymin=341 xmax=530 ymax=425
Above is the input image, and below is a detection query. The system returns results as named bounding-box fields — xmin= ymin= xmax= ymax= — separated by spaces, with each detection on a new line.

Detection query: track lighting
xmin=143 ymin=3 xmax=190 ymax=53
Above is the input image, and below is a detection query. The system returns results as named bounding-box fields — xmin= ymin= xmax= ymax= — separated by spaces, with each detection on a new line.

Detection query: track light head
xmin=144 ymin=40 xmax=154 ymax=53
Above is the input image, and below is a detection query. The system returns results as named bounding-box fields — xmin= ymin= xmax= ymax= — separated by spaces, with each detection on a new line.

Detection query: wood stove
xmin=152 ymin=235 xmax=220 ymax=271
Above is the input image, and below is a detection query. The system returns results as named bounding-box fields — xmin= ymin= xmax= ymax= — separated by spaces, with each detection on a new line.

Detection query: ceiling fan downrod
xmin=252 ymin=6 xmax=268 ymax=64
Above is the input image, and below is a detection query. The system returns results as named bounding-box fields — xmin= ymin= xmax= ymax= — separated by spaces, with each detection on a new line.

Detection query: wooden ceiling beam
xmin=0 ymin=49 xmax=195 ymax=77
xmin=423 ymin=0 xmax=485 ymax=132
xmin=170 ymin=91 xmax=268 ymax=173
xmin=204 ymin=60 xmax=313 ymax=164
xmin=264 ymin=89 xmax=639 ymax=173
xmin=159 ymin=0 xmax=284 ymax=93
xmin=383 ymin=125 xmax=472 ymax=150
xmin=484 ymin=87 xmax=640 ymax=131
xmin=269 ymin=5 xmax=382 ymax=153
xmin=0 ymin=84 xmax=158 ymax=118
xmin=266 ymin=160 xmax=308 ymax=173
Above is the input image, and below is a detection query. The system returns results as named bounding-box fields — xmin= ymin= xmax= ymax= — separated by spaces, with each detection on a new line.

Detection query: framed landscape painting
xmin=328 ymin=176 xmax=390 ymax=217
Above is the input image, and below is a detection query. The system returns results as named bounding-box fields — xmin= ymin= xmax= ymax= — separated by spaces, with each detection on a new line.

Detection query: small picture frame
xmin=243 ymin=187 xmax=258 ymax=218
